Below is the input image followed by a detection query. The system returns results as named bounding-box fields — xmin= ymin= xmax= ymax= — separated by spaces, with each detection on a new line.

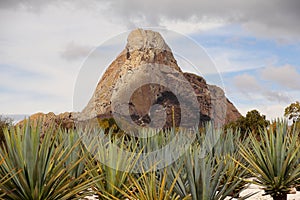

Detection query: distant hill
xmin=2 ymin=114 xmax=29 ymax=124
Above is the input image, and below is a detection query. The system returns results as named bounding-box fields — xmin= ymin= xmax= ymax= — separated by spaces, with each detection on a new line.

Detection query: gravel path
xmin=238 ymin=184 xmax=300 ymax=200
xmin=84 ymin=185 xmax=300 ymax=200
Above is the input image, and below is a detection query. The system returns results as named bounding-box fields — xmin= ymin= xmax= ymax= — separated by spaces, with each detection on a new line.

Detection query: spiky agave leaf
xmin=237 ymin=120 xmax=300 ymax=199
xmin=129 ymin=128 xmax=194 ymax=199
xmin=0 ymin=121 xmax=101 ymax=200
xmin=217 ymin=128 xmax=252 ymax=198
xmin=84 ymin=128 xmax=143 ymax=199
xmin=118 ymin=165 xmax=191 ymax=200
xmin=0 ymin=154 xmax=21 ymax=199
xmin=184 ymin=124 xmax=252 ymax=200
xmin=57 ymin=129 xmax=87 ymax=179
xmin=296 ymin=131 xmax=300 ymax=191
xmin=164 ymin=156 xmax=190 ymax=199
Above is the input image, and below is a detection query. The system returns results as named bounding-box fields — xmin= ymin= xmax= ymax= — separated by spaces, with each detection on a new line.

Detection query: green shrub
xmin=225 ymin=109 xmax=269 ymax=137
xmin=97 ymin=117 xmax=120 ymax=133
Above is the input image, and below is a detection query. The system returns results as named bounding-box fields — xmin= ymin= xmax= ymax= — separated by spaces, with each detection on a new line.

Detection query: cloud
xmin=207 ymin=47 xmax=270 ymax=73
xmin=61 ymin=42 xmax=93 ymax=61
xmin=0 ymin=5 xmax=126 ymax=114
xmin=102 ymin=0 xmax=300 ymax=41
xmin=233 ymin=74 xmax=261 ymax=91
xmin=1 ymin=0 xmax=300 ymax=41
xmin=0 ymin=0 xmax=299 ymax=119
xmin=229 ymin=73 xmax=295 ymax=121
xmin=232 ymin=74 xmax=290 ymax=103
xmin=236 ymin=103 xmax=287 ymax=121
xmin=261 ymin=65 xmax=300 ymax=90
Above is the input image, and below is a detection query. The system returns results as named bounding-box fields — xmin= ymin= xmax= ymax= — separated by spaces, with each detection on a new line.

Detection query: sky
xmin=1 ymin=0 xmax=300 ymax=121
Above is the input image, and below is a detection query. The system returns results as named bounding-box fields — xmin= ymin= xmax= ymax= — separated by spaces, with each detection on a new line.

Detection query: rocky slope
xmin=80 ymin=28 xmax=241 ymax=128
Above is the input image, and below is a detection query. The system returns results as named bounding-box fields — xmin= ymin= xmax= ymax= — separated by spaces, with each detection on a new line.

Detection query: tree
xmin=225 ymin=109 xmax=269 ymax=135
xmin=284 ymin=101 xmax=300 ymax=123
xmin=0 ymin=116 xmax=12 ymax=147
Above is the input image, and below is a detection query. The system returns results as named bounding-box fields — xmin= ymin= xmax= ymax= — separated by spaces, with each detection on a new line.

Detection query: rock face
xmin=208 ymin=85 xmax=242 ymax=126
xmin=80 ymin=28 xmax=241 ymax=128
xmin=80 ymin=29 xmax=181 ymax=122
xmin=17 ymin=112 xmax=78 ymax=134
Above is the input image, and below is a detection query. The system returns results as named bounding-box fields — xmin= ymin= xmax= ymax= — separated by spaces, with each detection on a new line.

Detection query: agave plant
xmin=184 ymin=143 xmax=252 ymax=200
xmin=0 ymin=155 xmax=20 ymax=199
xmin=127 ymin=128 xmax=195 ymax=199
xmin=57 ymin=129 xmax=87 ymax=179
xmin=0 ymin=121 xmax=101 ymax=200
xmin=182 ymin=123 xmax=253 ymax=200
xmin=295 ymin=125 xmax=300 ymax=192
xmin=83 ymin=128 xmax=142 ymax=199
xmin=237 ymin=120 xmax=300 ymax=200
xmin=132 ymin=128 xmax=194 ymax=171
xmin=120 ymin=167 xmax=191 ymax=200
xmin=218 ymin=128 xmax=252 ymax=197
xmin=164 ymin=156 xmax=190 ymax=199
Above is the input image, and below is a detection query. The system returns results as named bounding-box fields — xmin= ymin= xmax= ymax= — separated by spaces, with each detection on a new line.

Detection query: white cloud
xmin=0 ymin=0 xmax=299 ymax=118
xmin=0 ymin=3 xmax=127 ymax=114
xmin=232 ymin=74 xmax=290 ymax=103
xmin=159 ymin=17 xmax=227 ymax=35
xmin=261 ymin=65 xmax=300 ymax=90
xmin=101 ymin=0 xmax=300 ymax=41
xmin=228 ymin=72 xmax=297 ymax=120
xmin=236 ymin=103 xmax=287 ymax=121
xmin=233 ymin=74 xmax=261 ymax=91
xmin=2 ymin=0 xmax=300 ymax=40
xmin=61 ymin=42 xmax=93 ymax=61
xmin=208 ymin=48 xmax=269 ymax=73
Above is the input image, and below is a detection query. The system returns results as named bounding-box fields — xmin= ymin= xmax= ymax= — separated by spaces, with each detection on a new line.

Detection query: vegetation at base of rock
xmin=224 ymin=109 xmax=270 ymax=136
xmin=182 ymin=125 xmax=253 ymax=200
xmin=97 ymin=117 xmax=120 ymax=133
xmin=0 ymin=119 xmax=299 ymax=200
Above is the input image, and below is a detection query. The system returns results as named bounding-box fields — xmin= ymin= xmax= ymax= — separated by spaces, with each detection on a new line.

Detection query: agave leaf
xmin=116 ymin=165 xmax=190 ymax=200
xmin=0 ymin=120 xmax=102 ymax=200
xmin=184 ymin=123 xmax=251 ymax=200
xmin=164 ymin=157 xmax=189 ymax=198
xmin=237 ymin=120 xmax=300 ymax=198
xmin=84 ymin=128 xmax=143 ymax=199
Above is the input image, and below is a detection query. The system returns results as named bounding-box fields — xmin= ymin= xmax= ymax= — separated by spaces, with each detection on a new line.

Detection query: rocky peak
xmin=79 ymin=28 xmax=241 ymax=128
xmin=80 ymin=29 xmax=182 ymax=121
xmin=123 ymin=29 xmax=180 ymax=71
xmin=126 ymin=29 xmax=171 ymax=52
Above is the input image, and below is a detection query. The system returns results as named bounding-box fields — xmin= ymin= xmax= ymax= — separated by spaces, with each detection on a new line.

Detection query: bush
xmin=225 ymin=109 xmax=269 ymax=137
